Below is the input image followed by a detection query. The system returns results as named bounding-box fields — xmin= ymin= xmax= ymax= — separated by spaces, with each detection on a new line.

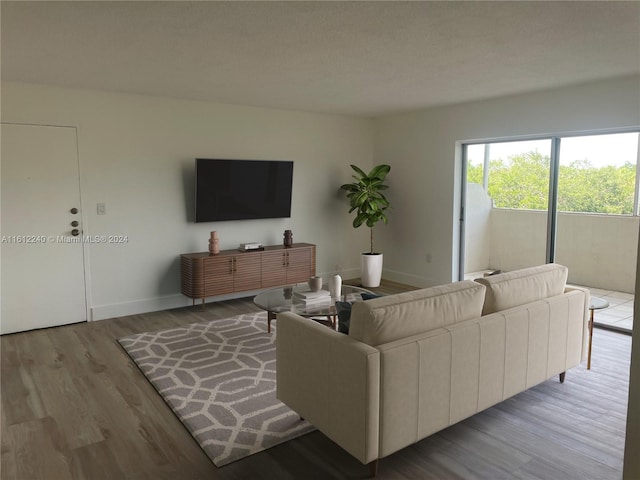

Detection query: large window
xmin=467 ymin=140 xmax=552 ymax=210
xmin=467 ymin=131 xmax=640 ymax=215
xmin=558 ymin=132 xmax=638 ymax=215
xmin=461 ymin=129 xmax=640 ymax=283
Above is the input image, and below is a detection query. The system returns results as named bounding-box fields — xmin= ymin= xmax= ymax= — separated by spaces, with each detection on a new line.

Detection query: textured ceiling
xmin=2 ymin=1 xmax=639 ymax=116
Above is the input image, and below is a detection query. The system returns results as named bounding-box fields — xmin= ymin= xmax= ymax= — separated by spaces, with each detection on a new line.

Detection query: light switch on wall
xmin=97 ymin=203 xmax=106 ymax=215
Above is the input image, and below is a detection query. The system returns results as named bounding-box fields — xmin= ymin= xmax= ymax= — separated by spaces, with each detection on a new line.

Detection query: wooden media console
xmin=180 ymin=243 xmax=316 ymax=305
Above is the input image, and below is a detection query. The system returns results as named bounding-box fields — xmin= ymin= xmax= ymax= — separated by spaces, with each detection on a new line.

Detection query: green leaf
xmin=353 ymin=191 xmax=368 ymax=207
xmin=341 ymin=164 xmax=392 ymax=242
xmin=369 ymin=164 xmax=390 ymax=179
xmin=350 ymin=164 xmax=367 ymax=178
xmin=353 ymin=213 xmax=367 ymax=228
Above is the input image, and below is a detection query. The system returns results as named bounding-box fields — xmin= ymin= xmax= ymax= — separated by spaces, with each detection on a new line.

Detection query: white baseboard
xmin=381 ymin=268 xmax=436 ymax=289
xmin=90 ymin=289 xmax=265 ymax=321
xmin=90 ymin=294 xmax=187 ymax=321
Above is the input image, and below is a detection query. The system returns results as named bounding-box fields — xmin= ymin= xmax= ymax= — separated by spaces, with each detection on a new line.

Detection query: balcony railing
xmin=465 ymin=192 xmax=637 ymax=333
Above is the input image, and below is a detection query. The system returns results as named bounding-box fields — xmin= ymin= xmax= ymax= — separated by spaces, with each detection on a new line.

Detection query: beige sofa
xmin=276 ymin=264 xmax=590 ymax=476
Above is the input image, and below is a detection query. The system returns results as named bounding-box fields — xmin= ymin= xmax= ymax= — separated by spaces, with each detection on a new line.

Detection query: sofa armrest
xmin=275 ymin=312 xmax=380 ymax=465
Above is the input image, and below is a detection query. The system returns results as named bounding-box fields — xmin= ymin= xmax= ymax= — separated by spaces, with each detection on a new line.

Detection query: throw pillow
xmin=336 ymin=293 xmax=382 ymax=334
xmin=361 ymin=292 xmax=382 ymax=301
xmin=484 ymin=269 xmax=502 ymax=277
xmin=335 ymin=301 xmax=353 ymax=334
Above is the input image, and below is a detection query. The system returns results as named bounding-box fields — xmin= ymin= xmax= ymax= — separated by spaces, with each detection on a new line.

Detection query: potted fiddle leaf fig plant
xmin=340 ymin=164 xmax=391 ymax=287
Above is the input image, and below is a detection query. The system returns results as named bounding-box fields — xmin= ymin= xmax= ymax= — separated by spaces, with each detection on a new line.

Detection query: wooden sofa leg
xmin=369 ymin=459 xmax=379 ymax=477
xmin=559 ymin=371 xmax=566 ymax=383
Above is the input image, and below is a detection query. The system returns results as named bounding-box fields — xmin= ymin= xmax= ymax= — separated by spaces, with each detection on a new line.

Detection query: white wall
xmin=1 ymin=82 xmax=374 ymax=320
xmin=463 ymin=183 xmax=492 ymax=273
xmin=373 ymin=75 xmax=640 ymax=287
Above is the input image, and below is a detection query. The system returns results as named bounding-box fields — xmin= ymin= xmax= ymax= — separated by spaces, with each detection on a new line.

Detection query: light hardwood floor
xmin=1 ymin=280 xmax=631 ymax=479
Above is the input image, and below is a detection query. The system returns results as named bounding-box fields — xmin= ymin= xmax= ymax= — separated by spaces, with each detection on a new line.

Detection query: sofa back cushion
xmin=474 ymin=263 xmax=568 ymax=315
xmin=348 ymin=280 xmax=486 ymax=346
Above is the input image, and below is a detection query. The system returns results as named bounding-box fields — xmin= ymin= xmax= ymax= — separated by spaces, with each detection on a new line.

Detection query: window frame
xmin=458 ymin=128 xmax=640 ymax=280
xmin=464 ymin=129 xmax=640 ymax=217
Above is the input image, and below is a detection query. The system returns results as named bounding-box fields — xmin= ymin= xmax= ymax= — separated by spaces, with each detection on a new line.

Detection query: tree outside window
xmin=466 ymin=132 xmax=639 ymax=215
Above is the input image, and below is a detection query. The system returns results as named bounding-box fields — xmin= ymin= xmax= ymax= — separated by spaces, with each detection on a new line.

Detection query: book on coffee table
xmin=293 ymin=289 xmax=331 ymax=302
xmin=293 ymin=290 xmax=331 ymax=305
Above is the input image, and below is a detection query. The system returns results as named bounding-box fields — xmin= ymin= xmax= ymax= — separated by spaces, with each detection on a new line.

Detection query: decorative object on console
xmin=208 ymin=231 xmax=219 ymax=255
xmin=307 ymin=276 xmax=322 ymax=292
xmin=283 ymin=229 xmax=293 ymax=247
xmin=340 ymin=164 xmax=391 ymax=288
xmin=238 ymin=242 xmax=263 ymax=251
xmin=329 ymin=274 xmax=342 ymax=297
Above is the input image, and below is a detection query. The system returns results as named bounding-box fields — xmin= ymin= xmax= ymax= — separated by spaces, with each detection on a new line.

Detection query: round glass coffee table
xmin=254 ymin=283 xmax=374 ymax=333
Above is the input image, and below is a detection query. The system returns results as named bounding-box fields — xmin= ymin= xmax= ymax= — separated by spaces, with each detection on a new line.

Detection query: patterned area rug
xmin=118 ymin=311 xmax=315 ymax=467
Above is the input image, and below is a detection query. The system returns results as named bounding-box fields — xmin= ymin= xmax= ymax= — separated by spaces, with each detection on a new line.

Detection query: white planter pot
xmin=360 ymin=253 xmax=383 ymax=288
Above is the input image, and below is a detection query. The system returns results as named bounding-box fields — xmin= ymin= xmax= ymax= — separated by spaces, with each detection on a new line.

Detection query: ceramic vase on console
xmin=209 ymin=231 xmax=220 ymax=255
xmin=329 ymin=274 xmax=342 ymax=298
xmin=283 ymin=229 xmax=293 ymax=247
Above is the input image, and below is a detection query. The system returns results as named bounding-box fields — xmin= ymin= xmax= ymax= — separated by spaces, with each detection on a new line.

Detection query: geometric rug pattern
xmin=117 ymin=311 xmax=315 ymax=467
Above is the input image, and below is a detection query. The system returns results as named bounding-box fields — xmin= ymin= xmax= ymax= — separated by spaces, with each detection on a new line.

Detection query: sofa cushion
xmin=348 ymin=280 xmax=486 ymax=346
xmin=474 ymin=263 xmax=568 ymax=315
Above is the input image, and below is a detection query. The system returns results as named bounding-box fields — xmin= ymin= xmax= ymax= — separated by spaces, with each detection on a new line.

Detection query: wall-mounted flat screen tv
xmin=195 ymin=158 xmax=294 ymax=222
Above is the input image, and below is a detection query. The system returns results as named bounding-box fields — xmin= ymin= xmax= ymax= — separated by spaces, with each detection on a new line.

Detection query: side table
xmin=588 ymin=297 xmax=610 ymax=370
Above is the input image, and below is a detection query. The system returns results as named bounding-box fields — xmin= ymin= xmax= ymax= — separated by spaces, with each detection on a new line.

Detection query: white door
xmin=1 ymin=123 xmax=87 ymax=334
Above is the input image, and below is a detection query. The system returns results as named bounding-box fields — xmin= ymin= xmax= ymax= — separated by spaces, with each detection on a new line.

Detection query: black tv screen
xmin=195 ymin=158 xmax=294 ymax=222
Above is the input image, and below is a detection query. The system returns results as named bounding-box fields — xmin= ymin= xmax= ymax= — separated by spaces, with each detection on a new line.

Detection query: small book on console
xmin=238 ymin=242 xmax=263 ymax=251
